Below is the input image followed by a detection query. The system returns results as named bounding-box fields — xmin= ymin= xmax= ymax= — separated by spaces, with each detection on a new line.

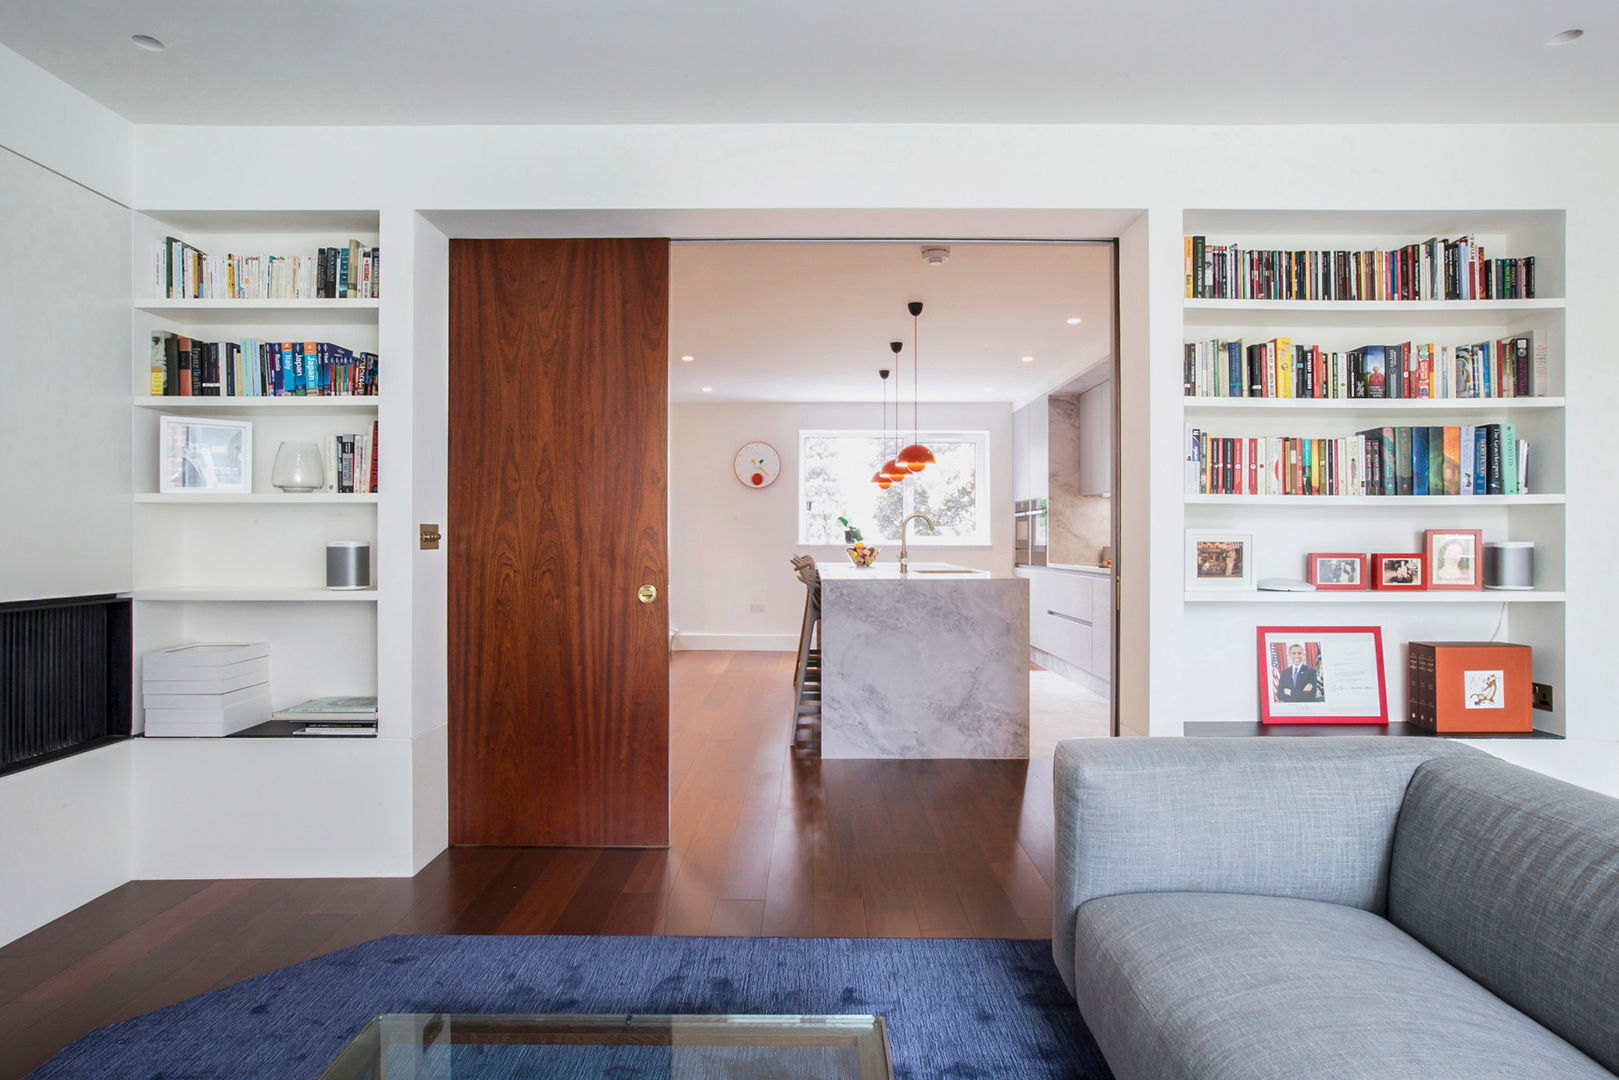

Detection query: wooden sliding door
xmin=449 ymin=238 xmax=670 ymax=846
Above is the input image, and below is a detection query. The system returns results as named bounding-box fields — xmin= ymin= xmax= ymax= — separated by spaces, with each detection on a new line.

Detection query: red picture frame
xmin=1306 ymin=553 xmax=1369 ymax=591
xmin=1370 ymin=552 xmax=1427 ymax=590
xmin=1424 ymin=529 xmax=1484 ymax=591
xmin=1257 ymin=626 xmax=1389 ymax=725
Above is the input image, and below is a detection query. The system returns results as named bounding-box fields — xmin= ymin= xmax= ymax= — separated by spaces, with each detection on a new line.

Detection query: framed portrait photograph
xmin=1371 ymin=552 xmax=1427 ymax=591
xmin=159 ymin=415 xmax=253 ymax=495
xmin=1424 ymin=529 xmax=1484 ymax=591
xmin=1185 ymin=531 xmax=1254 ymax=591
xmin=1306 ymin=553 xmax=1369 ymax=591
xmin=1257 ymin=626 xmax=1388 ymax=725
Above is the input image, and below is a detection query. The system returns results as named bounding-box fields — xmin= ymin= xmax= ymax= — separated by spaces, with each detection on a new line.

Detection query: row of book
xmin=1184 ymin=329 xmax=1547 ymax=400
xmin=1185 ymin=235 xmax=1536 ymax=301
xmin=150 ymin=333 xmax=378 ymax=397
xmin=153 ymin=238 xmax=379 ymax=299
xmin=1186 ymin=424 xmax=1530 ymax=497
xmin=329 ymin=424 xmax=380 ymax=494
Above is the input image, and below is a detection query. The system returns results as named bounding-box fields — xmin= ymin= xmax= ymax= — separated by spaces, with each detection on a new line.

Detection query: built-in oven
xmin=1013 ymin=498 xmax=1048 ymax=566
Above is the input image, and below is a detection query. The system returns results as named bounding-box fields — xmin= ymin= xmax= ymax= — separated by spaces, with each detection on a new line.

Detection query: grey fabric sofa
xmin=1052 ymin=737 xmax=1619 ymax=1080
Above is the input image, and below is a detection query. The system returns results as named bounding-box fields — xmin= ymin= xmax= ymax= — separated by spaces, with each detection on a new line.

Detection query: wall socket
xmin=749 ymin=603 xmax=767 ymax=614
xmin=1532 ymin=682 xmax=1554 ymax=712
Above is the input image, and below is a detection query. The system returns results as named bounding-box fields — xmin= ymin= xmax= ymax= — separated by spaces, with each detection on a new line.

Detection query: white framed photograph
xmin=159 ymin=415 xmax=253 ymax=494
xmin=1186 ymin=530 xmax=1254 ymax=590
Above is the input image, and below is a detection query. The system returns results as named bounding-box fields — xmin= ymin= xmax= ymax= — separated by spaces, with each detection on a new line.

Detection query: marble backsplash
xmin=1048 ymin=394 xmax=1112 ymax=566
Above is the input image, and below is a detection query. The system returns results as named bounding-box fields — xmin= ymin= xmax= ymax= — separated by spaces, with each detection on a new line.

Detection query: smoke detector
xmin=920 ymin=246 xmax=951 ymax=266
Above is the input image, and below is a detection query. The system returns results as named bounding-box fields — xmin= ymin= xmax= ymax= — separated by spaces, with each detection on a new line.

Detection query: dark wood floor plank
xmin=0 ymin=650 xmax=1084 ymax=1079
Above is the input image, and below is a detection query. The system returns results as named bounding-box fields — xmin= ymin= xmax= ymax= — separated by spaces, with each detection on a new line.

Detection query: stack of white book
xmin=142 ymin=643 xmax=271 ymax=737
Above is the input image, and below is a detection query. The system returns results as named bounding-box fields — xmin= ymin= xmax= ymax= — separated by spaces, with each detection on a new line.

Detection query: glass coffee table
xmin=318 ymin=1013 xmax=894 ymax=1079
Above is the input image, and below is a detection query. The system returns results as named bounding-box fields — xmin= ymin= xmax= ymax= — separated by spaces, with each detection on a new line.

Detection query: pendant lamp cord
xmin=913 ymin=314 xmax=920 ymax=441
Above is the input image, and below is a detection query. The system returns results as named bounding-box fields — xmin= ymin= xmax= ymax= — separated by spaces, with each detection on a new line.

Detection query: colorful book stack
xmin=1184 ymin=331 xmax=1547 ymax=399
xmin=274 ymin=695 xmax=378 ymax=736
xmin=1185 ymin=424 xmax=1530 ymax=496
xmin=325 ymin=423 xmax=380 ymax=494
xmin=1184 ymin=235 xmax=1536 ymax=301
xmin=142 ymin=642 xmax=271 ymax=737
xmin=154 ymin=238 xmax=379 ymax=299
xmin=149 ymin=333 xmax=378 ymax=398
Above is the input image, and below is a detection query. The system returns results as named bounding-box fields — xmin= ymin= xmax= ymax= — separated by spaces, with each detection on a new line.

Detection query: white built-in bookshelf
xmin=1181 ymin=209 xmax=1566 ymax=735
xmin=129 ymin=210 xmax=382 ymax=733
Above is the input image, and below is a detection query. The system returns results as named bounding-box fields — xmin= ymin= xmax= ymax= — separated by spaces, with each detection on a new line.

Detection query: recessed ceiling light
xmin=1549 ymin=28 xmax=1583 ymax=45
xmin=131 ymin=34 xmax=165 ymax=51
xmin=1066 ymin=317 xmax=1083 ymax=325
xmin=680 ymin=355 xmax=694 ymax=362
xmin=1021 ymin=356 xmax=1035 ymax=363
xmin=701 ymin=387 xmax=713 ymax=393
xmin=983 ymin=386 xmax=995 ymax=392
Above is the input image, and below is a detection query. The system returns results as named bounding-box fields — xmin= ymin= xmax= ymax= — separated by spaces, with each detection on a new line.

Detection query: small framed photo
xmin=1258 ymin=626 xmax=1388 ymax=725
xmin=1186 ymin=531 xmax=1254 ymax=590
xmin=159 ymin=415 xmax=253 ymax=494
xmin=1424 ymin=529 xmax=1484 ymax=591
xmin=1306 ymin=553 xmax=1369 ymax=591
xmin=1371 ymin=552 xmax=1427 ymax=591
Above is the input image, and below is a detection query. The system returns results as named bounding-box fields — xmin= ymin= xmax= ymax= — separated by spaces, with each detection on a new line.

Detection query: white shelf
xmin=135 ymin=298 xmax=379 ymax=326
xmin=1184 ymin=298 xmax=1564 ymax=329
xmin=134 ymin=492 xmax=378 ymax=504
xmin=1185 ymin=494 xmax=1563 ymax=507
xmin=1185 ymin=590 xmax=1565 ymax=604
xmin=1183 ymin=397 xmax=1564 ymax=415
xmin=134 ymin=396 xmax=379 ymax=415
xmin=131 ymin=587 xmax=379 ymax=603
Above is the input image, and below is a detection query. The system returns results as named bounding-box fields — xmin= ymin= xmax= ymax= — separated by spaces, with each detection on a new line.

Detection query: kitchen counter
xmin=1036 ymin=562 xmax=1113 ymax=577
xmin=819 ymin=561 xmax=1030 ymax=759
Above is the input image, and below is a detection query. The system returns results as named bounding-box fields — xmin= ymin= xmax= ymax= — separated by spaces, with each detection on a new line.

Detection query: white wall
xmin=0 ymin=744 xmax=131 ymax=945
xmin=0 ymin=146 xmax=131 ymax=603
xmin=0 ymin=42 xmax=131 ymax=205
xmin=670 ymin=401 xmax=1013 ymax=649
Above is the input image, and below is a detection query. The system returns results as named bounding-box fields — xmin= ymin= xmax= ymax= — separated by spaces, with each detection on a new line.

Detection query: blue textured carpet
xmin=31 ymin=935 xmax=1112 ymax=1079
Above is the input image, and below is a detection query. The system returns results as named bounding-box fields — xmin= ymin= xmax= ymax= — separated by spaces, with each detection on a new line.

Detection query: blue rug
xmin=31 ymin=935 xmax=1111 ymax=1079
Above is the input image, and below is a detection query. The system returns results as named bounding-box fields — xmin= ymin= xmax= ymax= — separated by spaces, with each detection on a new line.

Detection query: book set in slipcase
xmin=1407 ymin=641 xmax=1533 ymax=734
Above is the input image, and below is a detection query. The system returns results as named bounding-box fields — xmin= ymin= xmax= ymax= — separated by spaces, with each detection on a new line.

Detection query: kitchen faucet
xmin=898 ymin=513 xmax=935 ymax=575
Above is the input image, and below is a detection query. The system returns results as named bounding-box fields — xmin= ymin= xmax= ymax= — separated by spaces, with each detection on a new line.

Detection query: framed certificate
xmin=1258 ymin=625 xmax=1388 ymax=725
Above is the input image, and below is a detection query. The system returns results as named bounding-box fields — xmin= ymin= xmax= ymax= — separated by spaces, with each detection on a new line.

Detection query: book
xmin=1407 ymin=641 xmax=1532 ymax=734
xmin=273 ymin=695 xmax=377 ymax=720
xmin=293 ymin=721 xmax=378 ymax=736
xmin=1182 ymin=235 xmax=1537 ymax=300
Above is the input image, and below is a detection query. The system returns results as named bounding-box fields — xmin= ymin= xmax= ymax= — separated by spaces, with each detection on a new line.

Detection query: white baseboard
xmin=671 ymin=633 xmax=798 ymax=652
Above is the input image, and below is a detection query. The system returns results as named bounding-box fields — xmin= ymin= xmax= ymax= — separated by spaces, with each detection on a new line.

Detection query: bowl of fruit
xmin=845 ymin=542 xmax=880 ymax=568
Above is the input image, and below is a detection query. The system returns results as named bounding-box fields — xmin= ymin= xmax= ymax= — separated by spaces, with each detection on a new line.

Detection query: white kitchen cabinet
xmin=1077 ymin=380 xmax=1113 ymax=496
xmin=1012 ymin=403 xmax=1031 ymax=503
xmin=1029 ymin=394 xmax=1050 ymax=500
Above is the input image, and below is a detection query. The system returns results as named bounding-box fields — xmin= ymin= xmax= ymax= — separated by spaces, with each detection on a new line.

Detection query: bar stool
xmin=791 ymin=558 xmax=822 ymax=742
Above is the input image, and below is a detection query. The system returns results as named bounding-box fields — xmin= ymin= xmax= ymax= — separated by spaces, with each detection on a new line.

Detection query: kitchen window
xmin=798 ymin=430 xmax=990 ymax=546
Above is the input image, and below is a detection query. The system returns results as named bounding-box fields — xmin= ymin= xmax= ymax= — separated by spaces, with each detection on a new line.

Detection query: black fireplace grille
xmin=0 ymin=594 xmax=131 ymax=777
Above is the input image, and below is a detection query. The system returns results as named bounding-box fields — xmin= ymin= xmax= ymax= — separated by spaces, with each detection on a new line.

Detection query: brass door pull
xmin=638 ymin=585 xmax=658 ymax=604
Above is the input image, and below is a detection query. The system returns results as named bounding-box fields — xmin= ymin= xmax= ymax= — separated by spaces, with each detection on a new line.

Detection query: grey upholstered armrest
xmin=1049 ymin=737 xmax=1483 ymax=997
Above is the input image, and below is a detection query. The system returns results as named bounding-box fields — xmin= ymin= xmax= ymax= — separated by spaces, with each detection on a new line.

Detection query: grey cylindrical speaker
xmin=326 ymin=540 xmax=371 ymax=589
xmin=1484 ymin=541 xmax=1534 ymax=590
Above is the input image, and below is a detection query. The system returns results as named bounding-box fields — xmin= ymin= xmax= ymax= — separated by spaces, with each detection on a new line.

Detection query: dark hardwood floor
xmin=0 ymin=650 xmax=1057 ymax=1079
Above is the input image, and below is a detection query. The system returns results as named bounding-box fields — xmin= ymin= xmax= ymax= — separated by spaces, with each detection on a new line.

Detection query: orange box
xmin=1407 ymin=641 xmax=1533 ymax=734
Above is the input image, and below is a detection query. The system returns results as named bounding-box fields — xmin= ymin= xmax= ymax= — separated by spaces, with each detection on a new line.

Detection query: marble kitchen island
xmin=818 ymin=562 xmax=1030 ymax=758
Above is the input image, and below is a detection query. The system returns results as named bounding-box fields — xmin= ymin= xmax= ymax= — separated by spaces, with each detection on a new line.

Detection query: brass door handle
xmin=638 ymin=584 xmax=658 ymax=604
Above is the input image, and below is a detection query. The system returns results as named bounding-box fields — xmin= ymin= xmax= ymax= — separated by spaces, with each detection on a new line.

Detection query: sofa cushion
xmin=1071 ymin=891 xmax=1610 ymax=1080
xmin=1389 ymin=755 xmax=1619 ymax=1074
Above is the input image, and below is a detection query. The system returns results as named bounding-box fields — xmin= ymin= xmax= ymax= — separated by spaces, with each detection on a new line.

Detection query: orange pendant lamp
xmin=871 ymin=366 xmax=895 ymax=488
xmin=896 ymin=300 xmax=935 ymax=473
xmin=879 ymin=341 xmax=910 ymax=484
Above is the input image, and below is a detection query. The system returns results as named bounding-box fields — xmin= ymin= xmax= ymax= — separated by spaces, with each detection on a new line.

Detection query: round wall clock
xmin=734 ymin=442 xmax=781 ymax=488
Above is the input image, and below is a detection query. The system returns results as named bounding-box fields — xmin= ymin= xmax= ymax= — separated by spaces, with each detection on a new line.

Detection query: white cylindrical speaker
xmin=1484 ymin=541 xmax=1534 ymax=590
xmin=326 ymin=540 xmax=372 ymax=589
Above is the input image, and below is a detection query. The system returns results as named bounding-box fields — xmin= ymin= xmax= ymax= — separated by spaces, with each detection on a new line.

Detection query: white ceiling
xmin=1 ymin=1 xmax=1615 ymax=124
xmin=668 ymin=241 xmax=1113 ymax=404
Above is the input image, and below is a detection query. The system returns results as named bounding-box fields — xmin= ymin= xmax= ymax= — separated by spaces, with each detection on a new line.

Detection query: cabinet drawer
xmin=1043 ymin=608 xmax=1093 ymax=669
xmin=1043 ymin=573 xmax=1094 ymax=622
